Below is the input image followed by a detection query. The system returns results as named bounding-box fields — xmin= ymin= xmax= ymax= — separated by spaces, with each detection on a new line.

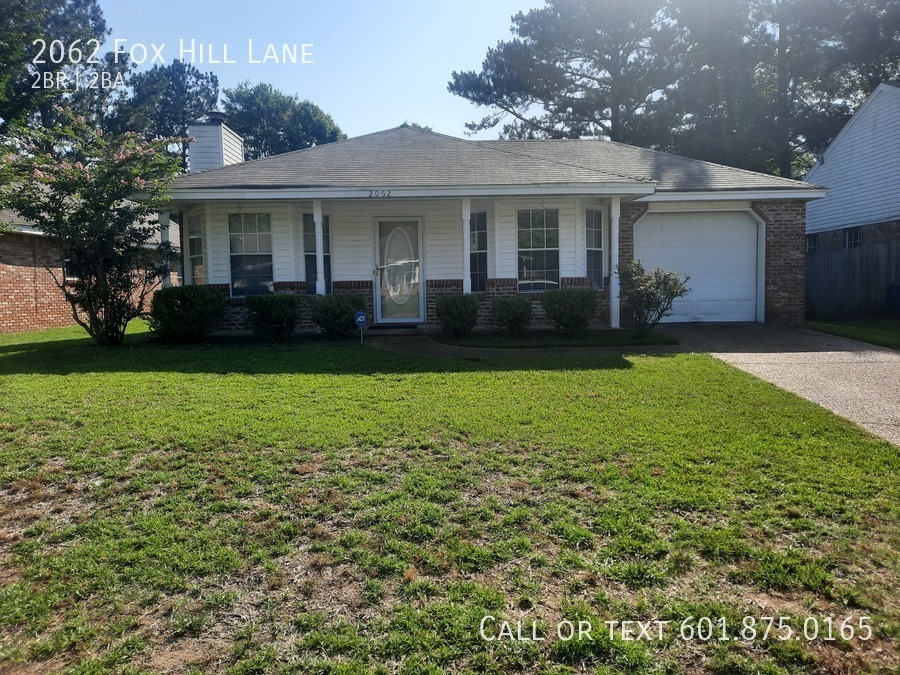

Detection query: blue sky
xmin=99 ymin=0 xmax=537 ymax=139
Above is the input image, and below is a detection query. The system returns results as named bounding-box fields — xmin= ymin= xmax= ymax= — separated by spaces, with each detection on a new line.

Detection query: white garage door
xmin=633 ymin=212 xmax=759 ymax=322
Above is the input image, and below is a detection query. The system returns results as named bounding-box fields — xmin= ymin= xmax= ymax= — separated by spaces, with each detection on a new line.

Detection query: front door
xmin=374 ymin=219 xmax=424 ymax=323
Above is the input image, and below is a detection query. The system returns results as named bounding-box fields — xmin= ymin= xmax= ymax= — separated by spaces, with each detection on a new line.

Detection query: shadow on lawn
xmin=0 ymin=333 xmax=644 ymax=376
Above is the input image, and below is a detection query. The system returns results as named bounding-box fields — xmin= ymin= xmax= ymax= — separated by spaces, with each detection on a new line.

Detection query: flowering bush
xmin=616 ymin=260 xmax=691 ymax=336
xmin=0 ymin=108 xmax=185 ymax=345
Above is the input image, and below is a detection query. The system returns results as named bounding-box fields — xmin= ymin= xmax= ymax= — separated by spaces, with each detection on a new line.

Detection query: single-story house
xmin=804 ymin=82 xmax=900 ymax=319
xmin=166 ymin=118 xmax=825 ymax=329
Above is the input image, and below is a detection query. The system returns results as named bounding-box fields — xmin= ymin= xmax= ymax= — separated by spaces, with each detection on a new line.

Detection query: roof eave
xmin=168 ymin=183 xmax=657 ymax=201
xmin=638 ymin=188 xmax=827 ymax=202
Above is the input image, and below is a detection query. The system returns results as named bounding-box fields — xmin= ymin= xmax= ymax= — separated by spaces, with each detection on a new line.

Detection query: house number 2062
xmin=368 ymin=190 xmax=392 ymax=198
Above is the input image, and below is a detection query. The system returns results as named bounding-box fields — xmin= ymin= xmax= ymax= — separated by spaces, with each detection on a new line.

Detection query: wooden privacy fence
xmin=806 ymin=241 xmax=900 ymax=319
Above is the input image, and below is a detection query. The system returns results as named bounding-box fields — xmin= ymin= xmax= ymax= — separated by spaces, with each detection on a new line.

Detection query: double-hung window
xmin=586 ymin=209 xmax=604 ymax=289
xmin=806 ymin=233 xmax=819 ymax=253
xmin=229 ymin=213 xmax=273 ymax=296
xmin=517 ymin=209 xmax=559 ymax=292
xmin=187 ymin=215 xmax=206 ymax=284
xmin=845 ymin=227 xmax=860 ymax=249
xmin=303 ymin=213 xmax=332 ymax=293
xmin=470 ymin=211 xmax=488 ymax=292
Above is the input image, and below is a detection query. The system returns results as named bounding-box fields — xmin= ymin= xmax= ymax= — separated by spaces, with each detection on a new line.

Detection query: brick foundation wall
xmin=471 ymin=277 xmax=609 ymax=328
xmin=753 ymin=200 xmax=806 ymax=322
xmin=0 ymin=232 xmax=75 ymax=333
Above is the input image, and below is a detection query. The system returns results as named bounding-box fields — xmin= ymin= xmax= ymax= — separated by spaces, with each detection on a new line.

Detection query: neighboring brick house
xmin=170 ymin=119 xmax=824 ymax=330
xmin=805 ymin=82 xmax=900 ymax=318
xmin=0 ymin=209 xmax=181 ymax=334
xmin=0 ymin=210 xmax=74 ymax=333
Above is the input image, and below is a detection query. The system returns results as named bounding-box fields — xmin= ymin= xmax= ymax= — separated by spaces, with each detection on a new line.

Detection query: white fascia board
xmin=168 ymin=183 xmax=657 ymax=201
xmin=6 ymin=224 xmax=44 ymax=235
xmin=638 ymin=189 xmax=827 ymax=202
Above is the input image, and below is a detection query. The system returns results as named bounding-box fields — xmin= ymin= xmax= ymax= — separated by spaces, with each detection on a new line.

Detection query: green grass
xmin=435 ymin=328 xmax=678 ymax=349
xmin=0 ymin=324 xmax=897 ymax=673
xmin=804 ymin=317 xmax=900 ymax=350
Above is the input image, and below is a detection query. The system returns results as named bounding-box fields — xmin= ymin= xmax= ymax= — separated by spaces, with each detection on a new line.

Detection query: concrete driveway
xmin=665 ymin=323 xmax=900 ymax=446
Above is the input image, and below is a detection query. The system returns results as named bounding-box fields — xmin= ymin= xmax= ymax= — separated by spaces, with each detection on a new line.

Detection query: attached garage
xmin=633 ymin=211 xmax=762 ymax=322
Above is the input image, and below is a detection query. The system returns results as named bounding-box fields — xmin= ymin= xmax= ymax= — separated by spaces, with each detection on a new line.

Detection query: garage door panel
xmin=633 ymin=212 xmax=758 ymax=323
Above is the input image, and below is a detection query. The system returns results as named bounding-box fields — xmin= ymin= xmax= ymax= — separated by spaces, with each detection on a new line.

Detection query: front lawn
xmin=0 ymin=326 xmax=897 ymax=673
xmin=434 ymin=328 xmax=677 ymax=350
xmin=804 ymin=317 xmax=900 ymax=351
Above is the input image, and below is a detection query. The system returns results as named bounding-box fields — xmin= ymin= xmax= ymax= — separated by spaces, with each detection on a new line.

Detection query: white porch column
xmin=313 ymin=199 xmax=325 ymax=295
xmin=158 ymin=211 xmax=172 ymax=288
xmin=609 ymin=196 xmax=621 ymax=328
xmin=461 ymin=197 xmax=472 ymax=294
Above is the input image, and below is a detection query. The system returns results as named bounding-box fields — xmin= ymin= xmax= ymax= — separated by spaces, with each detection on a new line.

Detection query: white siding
xmin=221 ymin=125 xmax=245 ymax=166
xmin=187 ymin=125 xmax=223 ymax=173
xmin=188 ymin=123 xmax=245 ymax=172
xmin=199 ymin=197 xmax=598 ymax=291
xmin=328 ymin=200 xmax=463 ymax=281
xmin=805 ymin=84 xmax=900 ymax=233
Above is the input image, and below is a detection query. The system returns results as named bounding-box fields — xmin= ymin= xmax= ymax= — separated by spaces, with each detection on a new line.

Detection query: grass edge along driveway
xmin=0 ymin=325 xmax=897 ymax=674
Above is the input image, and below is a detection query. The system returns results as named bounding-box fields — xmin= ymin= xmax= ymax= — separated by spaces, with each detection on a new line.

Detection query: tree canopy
xmin=0 ymin=0 xmax=107 ymax=133
xmin=0 ymin=109 xmax=183 ymax=345
xmin=222 ymin=81 xmax=345 ymax=160
xmin=119 ymin=60 xmax=220 ymax=169
xmin=450 ymin=0 xmax=900 ymax=177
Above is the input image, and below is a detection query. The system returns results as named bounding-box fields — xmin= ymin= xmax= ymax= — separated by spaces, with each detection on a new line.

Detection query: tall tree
xmin=0 ymin=0 xmax=107 ymax=133
xmin=122 ymin=60 xmax=219 ymax=169
xmin=448 ymin=0 xmax=680 ymax=144
xmin=667 ymin=0 xmax=775 ymax=171
xmin=222 ymin=81 xmax=344 ymax=160
xmin=0 ymin=108 xmax=183 ymax=345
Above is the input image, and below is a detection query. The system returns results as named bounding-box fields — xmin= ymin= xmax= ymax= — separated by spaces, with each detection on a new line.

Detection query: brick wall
xmin=0 ymin=232 xmax=74 ymax=333
xmin=753 ymin=200 xmax=806 ymax=322
xmin=815 ymin=219 xmax=899 ymax=251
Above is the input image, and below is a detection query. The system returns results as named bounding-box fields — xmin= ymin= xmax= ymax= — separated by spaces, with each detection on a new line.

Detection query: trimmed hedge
xmin=491 ymin=296 xmax=532 ymax=337
xmin=148 ymin=285 xmax=226 ymax=343
xmin=309 ymin=294 xmax=367 ymax=339
xmin=540 ymin=288 xmax=597 ymax=335
xmin=246 ymin=294 xmax=299 ymax=341
xmin=435 ymin=294 xmax=480 ymax=337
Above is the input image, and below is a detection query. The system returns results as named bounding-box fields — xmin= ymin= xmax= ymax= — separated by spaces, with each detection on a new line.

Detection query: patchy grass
xmin=0 ymin=324 xmax=897 ymax=673
xmin=435 ymin=328 xmax=677 ymax=349
xmin=804 ymin=317 xmax=900 ymax=350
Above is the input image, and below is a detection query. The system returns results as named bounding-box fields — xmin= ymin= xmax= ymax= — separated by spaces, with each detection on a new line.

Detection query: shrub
xmin=540 ymin=288 xmax=597 ymax=336
xmin=147 ymin=285 xmax=226 ymax=343
xmin=491 ymin=296 xmax=532 ymax=337
xmin=435 ymin=294 xmax=480 ymax=337
xmin=309 ymin=294 xmax=367 ymax=339
xmin=246 ymin=294 xmax=299 ymax=341
xmin=617 ymin=260 xmax=691 ymax=336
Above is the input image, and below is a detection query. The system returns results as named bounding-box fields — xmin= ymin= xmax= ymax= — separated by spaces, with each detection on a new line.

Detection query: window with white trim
xmin=229 ymin=212 xmax=273 ymax=296
xmin=187 ymin=215 xmax=206 ymax=284
xmin=517 ymin=208 xmax=559 ymax=292
xmin=302 ymin=213 xmax=332 ymax=293
xmin=806 ymin=233 xmax=819 ymax=253
xmin=470 ymin=211 xmax=488 ymax=292
xmin=845 ymin=227 xmax=860 ymax=249
xmin=586 ymin=208 xmax=604 ymax=289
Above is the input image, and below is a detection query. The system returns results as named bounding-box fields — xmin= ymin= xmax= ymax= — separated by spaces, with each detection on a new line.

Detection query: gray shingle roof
xmin=478 ymin=138 xmax=818 ymax=192
xmin=172 ymin=125 xmax=820 ymax=193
